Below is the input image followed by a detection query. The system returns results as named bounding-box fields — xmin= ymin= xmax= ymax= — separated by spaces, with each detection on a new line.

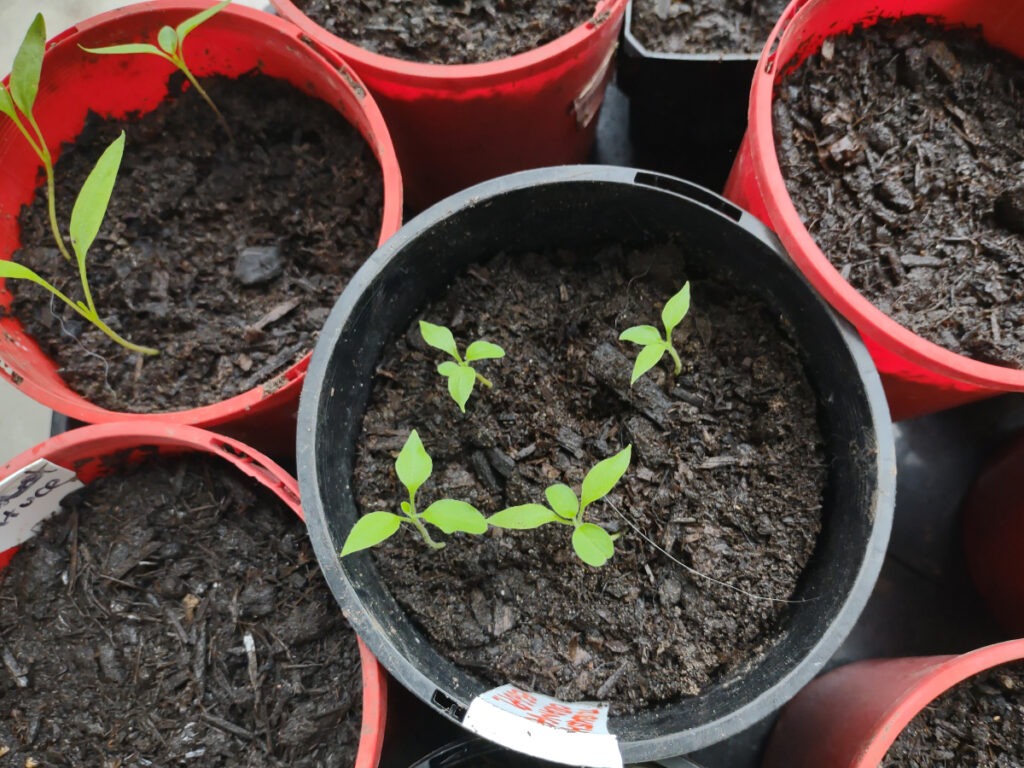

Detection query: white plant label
xmin=464 ymin=684 xmax=621 ymax=768
xmin=0 ymin=458 xmax=83 ymax=552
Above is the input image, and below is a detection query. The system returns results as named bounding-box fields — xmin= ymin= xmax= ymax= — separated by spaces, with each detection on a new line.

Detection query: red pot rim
xmin=271 ymin=0 xmax=628 ymax=83
xmin=748 ymin=0 xmax=1024 ymax=391
xmin=0 ymin=0 xmax=402 ymax=426
xmin=0 ymin=421 xmax=386 ymax=768
xmin=853 ymin=640 xmax=1024 ymax=767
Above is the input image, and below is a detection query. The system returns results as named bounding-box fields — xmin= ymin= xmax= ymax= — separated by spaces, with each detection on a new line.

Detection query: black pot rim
xmin=297 ymin=165 xmax=896 ymax=762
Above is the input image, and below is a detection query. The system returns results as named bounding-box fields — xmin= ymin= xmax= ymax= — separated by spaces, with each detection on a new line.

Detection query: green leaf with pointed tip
xmin=157 ymin=25 xmax=179 ymax=55
xmin=421 ymin=499 xmax=487 ymax=535
xmin=572 ymin=523 xmax=615 ymax=567
xmin=80 ymin=42 xmax=167 ymax=58
xmin=465 ymin=340 xmax=505 ymax=362
xmin=618 ymin=324 xmax=661 ymax=346
xmin=340 ymin=511 xmax=402 ymax=556
xmin=0 ymin=86 xmax=16 ymax=120
xmin=488 ymin=504 xmax=560 ymax=530
xmin=70 ymin=132 xmax=124 ymax=266
xmin=447 ymin=364 xmax=476 ymax=413
xmin=545 ymin=483 xmax=578 ymax=520
xmin=419 ymin=320 xmax=459 ymax=358
xmin=395 ymin=429 xmax=431 ymax=496
xmin=580 ymin=445 xmax=632 ymax=511
xmin=10 ymin=13 xmax=45 ymax=117
xmin=176 ymin=0 xmax=232 ymax=41
xmin=630 ymin=344 xmax=666 ymax=385
xmin=661 ymin=281 xmax=691 ymax=335
xmin=0 ymin=260 xmax=59 ymax=294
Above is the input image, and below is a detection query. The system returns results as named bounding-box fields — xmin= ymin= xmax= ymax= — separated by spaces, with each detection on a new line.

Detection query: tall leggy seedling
xmin=341 ymin=430 xmax=489 ymax=555
xmin=81 ymin=0 xmax=233 ymax=139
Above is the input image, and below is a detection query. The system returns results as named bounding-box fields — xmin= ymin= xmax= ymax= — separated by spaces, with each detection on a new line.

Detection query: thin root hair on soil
xmin=50 ymin=292 xmax=115 ymax=393
xmin=606 ymin=500 xmax=812 ymax=605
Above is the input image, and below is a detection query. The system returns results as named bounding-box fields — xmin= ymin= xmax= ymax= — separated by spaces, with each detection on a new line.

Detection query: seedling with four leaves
xmin=81 ymin=0 xmax=233 ymax=139
xmin=619 ymin=281 xmax=691 ymax=385
xmin=419 ymin=320 xmax=505 ymax=413
xmin=488 ymin=445 xmax=632 ymax=567
xmin=340 ymin=430 xmax=489 ymax=555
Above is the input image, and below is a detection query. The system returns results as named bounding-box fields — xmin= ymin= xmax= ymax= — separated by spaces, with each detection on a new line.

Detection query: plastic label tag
xmin=0 ymin=458 xmax=83 ymax=551
xmin=463 ymin=684 xmax=621 ymax=768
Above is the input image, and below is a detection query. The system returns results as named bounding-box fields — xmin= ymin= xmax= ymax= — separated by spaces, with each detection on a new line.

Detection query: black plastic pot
xmin=297 ymin=165 xmax=895 ymax=763
xmin=617 ymin=1 xmax=762 ymax=191
xmin=409 ymin=738 xmax=704 ymax=767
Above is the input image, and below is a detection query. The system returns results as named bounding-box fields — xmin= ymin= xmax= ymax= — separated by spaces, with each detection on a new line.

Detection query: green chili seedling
xmin=340 ymin=429 xmax=488 ymax=556
xmin=619 ymin=281 xmax=691 ymax=385
xmin=488 ymin=445 xmax=632 ymax=567
xmin=419 ymin=320 xmax=505 ymax=413
xmin=0 ymin=132 xmax=158 ymax=355
xmin=81 ymin=0 xmax=233 ymax=138
xmin=1 ymin=14 xmax=76 ymax=264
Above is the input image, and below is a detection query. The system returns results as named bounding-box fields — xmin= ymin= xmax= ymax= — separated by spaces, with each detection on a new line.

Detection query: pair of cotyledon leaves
xmin=419 ymin=320 xmax=505 ymax=413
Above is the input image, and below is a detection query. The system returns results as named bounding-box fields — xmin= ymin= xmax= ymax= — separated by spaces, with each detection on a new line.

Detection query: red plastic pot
xmin=762 ymin=639 xmax=1024 ymax=768
xmin=271 ymin=0 xmax=626 ymax=210
xmin=963 ymin=429 xmax=1024 ymax=636
xmin=723 ymin=0 xmax=1024 ymax=422
xmin=0 ymin=1 xmax=402 ymax=455
xmin=0 ymin=421 xmax=386 ymax=768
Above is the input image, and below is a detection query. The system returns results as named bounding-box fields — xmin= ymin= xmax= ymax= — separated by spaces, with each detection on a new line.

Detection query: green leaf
xmin=447 ymin=364 xmax=476 ymax=413
xmin=0 ymin=259 xmax=60 ymax=295
xmin=0 ymin=86 xmax=16 ymax=120
xmin=157 ymin=26 xmax=179 ymax=55
xmin=10 ymin=13 xmax=45 ymax=117
xmin=419 ymin=320 xmax=459 ymax=358
xmin=465 ymin=340 xmax=505 ymax=362
xmin=661 ymin=281 xmax=691 ymax=335
xmin=340 ymin=511 xmax=403 ymax=556
xmin=545 ymin=484 xmax=578 ymax=520
xmin=421 ymin=499 xmax=487 ymax=535
xmin=630 ymin=343 xmax=666 ymax=385
xmin=69 ymin=132 xmax=125 ymax=266
xmin=80 ymin=42 xmax=167 ymax=58
xmin=580 ymin=445 xmax=632 ymax=510
xmin=488 ymin=504 xmax=560 ymax=530
xmin=437 ymin=360 xmax=461 ymax=377
xmin=176 ymin=0 xmax=232 ymax=42
xmin=618 ymin=324 xmax=661 ymax=346
xmin=572 ymin=523 xmax=615 ymax=567
xmin=395 ymin=429 xmax=431 ymax=496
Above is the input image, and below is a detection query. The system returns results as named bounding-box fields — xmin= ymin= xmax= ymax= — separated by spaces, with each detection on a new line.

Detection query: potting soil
xmin=354 ymin=243 xmax=825 ymax=715
xmin=630 ymin=0 xmax=789 ymax=55
xmin=881 ymin=661 xmax=1024 ymax=767
xmin=0 ymin=455 xmax=362 ymax=766
xmin=294 ymin=0 xmax=596 ymax=65
xmin=775 ymin=17 xmax=1024 ymax=368
xmin=11 ymin=73 xmax=383 ymax=412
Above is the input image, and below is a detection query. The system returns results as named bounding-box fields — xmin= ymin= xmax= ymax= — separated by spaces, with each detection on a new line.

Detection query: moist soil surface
xmin=775 ymin=17 xmax=1024 ymax=368
xmin=294 ymin=0 xmax=596 ymax=65
xmin=881 ymin=661 xmax=1024 ymax=767
xmin=0 ymin=455 xmax=362 ymax=767
xmin=10 ymin=73 xmax=383 ymax=412
xmin=630 ymin=0 xmax=789 ymax=54
xmin=354 ymin=243 xmax=826 ymax=714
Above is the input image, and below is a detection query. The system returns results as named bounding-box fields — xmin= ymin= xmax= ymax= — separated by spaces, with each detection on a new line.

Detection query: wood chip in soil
xmin=774 ymin=17 xmax=1024 ymax=368
xmin=630 ymin=0 xmax=790 ymax=54
xmin=0 ymin=455 xmax=362 ymax=767
xmin=294 ymin=0 xmax=596 ymax=65
xmin=353 ymin=243 xmax=825 ymax=715
xmin=9 ymin=73 xmax=383 ymax=412
xmin=881 ymin=661 xmax=1024 ymax=767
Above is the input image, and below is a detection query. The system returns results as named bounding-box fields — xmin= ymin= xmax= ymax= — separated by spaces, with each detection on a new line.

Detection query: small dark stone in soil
xmin=234 ymin=244 xmax=284 ymax=286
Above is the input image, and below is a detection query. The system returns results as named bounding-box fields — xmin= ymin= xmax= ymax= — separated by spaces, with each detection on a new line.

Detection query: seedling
xmin=1 ymin=14 xmax=76 ymax=265
xmin=340 ymin=430 xmax=488 ymax=555
xmin=0 ymin=132 xmax=158 ymax=355
xmin=419 ymin=320 xmax=505 ymax=413
xmin=619 ymin=281 xmax=691 ymax=385
xmin=488 ymin=445 xmax=632 ymax=567
xmin=81 ymin=0 xmax=233 ymax=139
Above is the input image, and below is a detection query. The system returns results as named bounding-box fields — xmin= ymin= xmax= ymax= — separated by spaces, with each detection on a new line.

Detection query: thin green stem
xmin=666 ymin=341 xmax=682 ymax=376
xmin=475 ymin=371 xmax=493 ymax=389
xmin=177 ymin=59 xmax=233 ymax=141
xmin=24 ymin=112 xmax=73 ymax=263
xmin=405 ymin=492 xmax=444 ymax=549
xmin=43 ymin=279 xmax=158 ymax=355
